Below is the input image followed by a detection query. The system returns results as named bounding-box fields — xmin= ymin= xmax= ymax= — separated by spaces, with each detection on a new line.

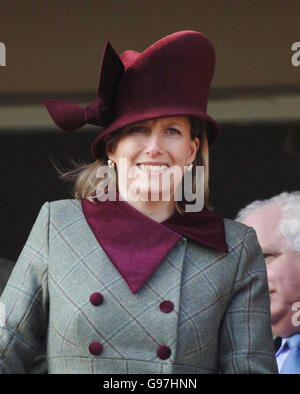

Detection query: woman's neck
xmin=119 ymin=191 xmax=176 ymax=223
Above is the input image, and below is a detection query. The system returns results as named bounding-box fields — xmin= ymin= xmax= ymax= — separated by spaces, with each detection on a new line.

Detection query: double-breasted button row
xmin=90 ymin=293 xmax=174 ymax=313
xmin=89 ymin=342 xmax=171 ymax=359
xmin=158 ymin=300 xmax=173 ymax=359
xmin=89 ymin=293 xmax=104 ymax=356
xmin=88 ymin=293 xmax=173 ymax=359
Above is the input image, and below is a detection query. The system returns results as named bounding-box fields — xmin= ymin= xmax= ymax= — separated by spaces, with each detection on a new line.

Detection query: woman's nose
xmin=145 ymin=134 xmax=164 ymax=156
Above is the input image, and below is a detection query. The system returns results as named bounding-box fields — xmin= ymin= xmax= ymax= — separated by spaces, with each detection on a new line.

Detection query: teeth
xmin=138 ymin=164 xmax=168 ymax=171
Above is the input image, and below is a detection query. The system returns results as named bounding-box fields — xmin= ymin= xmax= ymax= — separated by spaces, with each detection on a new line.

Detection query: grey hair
xmin=236 ymin=191 xmax=300 ymax=252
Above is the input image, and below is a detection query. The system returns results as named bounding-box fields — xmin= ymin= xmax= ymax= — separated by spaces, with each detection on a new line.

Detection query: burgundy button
xmin=159 ymin=300 xmax=174 ymax=313
xmin=89 ymin=341 xmax=103 ymax=356
xmin=90 ymin=292 xmax=104 ymax=306
xmin=157 ymin=345 xmax=171 ymax=360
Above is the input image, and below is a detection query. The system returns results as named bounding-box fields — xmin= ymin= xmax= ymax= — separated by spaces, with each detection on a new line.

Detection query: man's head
xmin=236 ymin=192 xmax=300 ymax=338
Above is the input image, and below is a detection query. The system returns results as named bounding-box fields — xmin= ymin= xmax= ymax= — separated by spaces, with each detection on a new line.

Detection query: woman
xmin=0 ymin=31 xmax=277 ymax=374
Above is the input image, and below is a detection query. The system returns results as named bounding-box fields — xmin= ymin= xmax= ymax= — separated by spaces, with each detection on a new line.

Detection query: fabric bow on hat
xmin=43 ymin=41 xmax=124 ymax=132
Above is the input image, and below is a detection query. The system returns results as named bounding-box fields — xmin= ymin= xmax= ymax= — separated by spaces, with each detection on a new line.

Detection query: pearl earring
xmin=107 ymin=159 xmax=116 ymax=169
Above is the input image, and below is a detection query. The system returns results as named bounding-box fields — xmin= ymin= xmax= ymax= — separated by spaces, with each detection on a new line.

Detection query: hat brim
xmin=91 ymin=107 xmax=220 ymax=159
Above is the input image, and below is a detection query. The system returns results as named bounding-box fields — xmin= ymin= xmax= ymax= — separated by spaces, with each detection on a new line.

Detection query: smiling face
xmin=241 ymin=203 xmax=300 ymax=337
xmin=106 ymin=116 xmax=199 ymax=202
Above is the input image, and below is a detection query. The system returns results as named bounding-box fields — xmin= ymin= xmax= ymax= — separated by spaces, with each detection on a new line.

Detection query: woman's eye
xmin=167 ymin=128 xmax=180 ymax=135
xmin=129 ymin=126 xmax=146 ymax=133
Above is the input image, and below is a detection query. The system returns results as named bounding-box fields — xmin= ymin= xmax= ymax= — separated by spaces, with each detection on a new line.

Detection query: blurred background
xmin=0 ymin=0 xmax=299 ymax=262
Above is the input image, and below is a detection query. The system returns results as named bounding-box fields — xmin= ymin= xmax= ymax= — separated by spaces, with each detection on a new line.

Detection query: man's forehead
xmin=241 ymin=203 xmax=283 ymax=251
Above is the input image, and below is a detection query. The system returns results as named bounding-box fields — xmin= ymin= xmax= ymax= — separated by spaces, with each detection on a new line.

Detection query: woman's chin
xmin=127 ymin=187 xmax=174 ymax=202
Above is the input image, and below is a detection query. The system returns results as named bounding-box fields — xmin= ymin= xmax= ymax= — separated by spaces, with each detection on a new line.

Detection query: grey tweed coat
xmin=0 ymin=199 xmax=277 ymax=374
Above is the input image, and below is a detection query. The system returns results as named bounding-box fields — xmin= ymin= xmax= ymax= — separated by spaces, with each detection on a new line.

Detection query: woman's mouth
xmin=137 ymin=164 xmax=169 ymax=172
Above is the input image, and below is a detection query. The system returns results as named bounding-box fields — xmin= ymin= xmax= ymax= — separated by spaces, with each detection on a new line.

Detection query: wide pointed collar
xmin=81 ymin=197 xmax=228 ymax=294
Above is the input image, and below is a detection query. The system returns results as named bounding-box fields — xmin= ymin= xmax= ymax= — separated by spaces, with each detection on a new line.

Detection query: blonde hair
xmin=55 ymin=117 xmax=212 ymax=213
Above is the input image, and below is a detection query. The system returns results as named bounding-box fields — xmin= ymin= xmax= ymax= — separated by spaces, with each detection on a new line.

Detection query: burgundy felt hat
xmin=44 ymin=30 xmax=219 ymax=159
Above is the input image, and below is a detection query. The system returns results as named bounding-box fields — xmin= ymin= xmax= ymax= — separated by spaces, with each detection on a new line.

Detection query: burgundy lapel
xmin=81 ymin=198 xmax=227 ymax=294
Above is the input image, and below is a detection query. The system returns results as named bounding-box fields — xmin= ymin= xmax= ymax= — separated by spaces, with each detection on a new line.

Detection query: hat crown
xmin=120 ymin=50 xmax=140 ymax=70
xmin=43 ymin=30 xmax=220 ymax=158
xmin=109 ymin=30 xmax=215 ymax=131
xmin=92 ymin=30 xmax=218 ymax=158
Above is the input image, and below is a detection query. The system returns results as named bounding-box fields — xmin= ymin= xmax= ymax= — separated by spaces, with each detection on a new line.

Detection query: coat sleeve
xmin=0 ymin=202 xmax=49 ymax=374
xmin=218 ymin=227 xmax=278 ymax=374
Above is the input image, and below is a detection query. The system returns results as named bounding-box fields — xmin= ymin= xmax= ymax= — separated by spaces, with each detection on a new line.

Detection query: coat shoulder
xmin=223 ymin=218 xmax=255 ymax=246
xmin=49 ymin=198 xmax=81 ymax=209
xmin=48 ymin=199 xmax=83 ymax=223
xmin=49 ymin=198 xmax=81 ymax=212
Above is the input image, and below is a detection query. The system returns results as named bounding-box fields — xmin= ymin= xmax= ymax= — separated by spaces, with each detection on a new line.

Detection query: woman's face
xmin=106 ymin=116 xmax=199 ymax=202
